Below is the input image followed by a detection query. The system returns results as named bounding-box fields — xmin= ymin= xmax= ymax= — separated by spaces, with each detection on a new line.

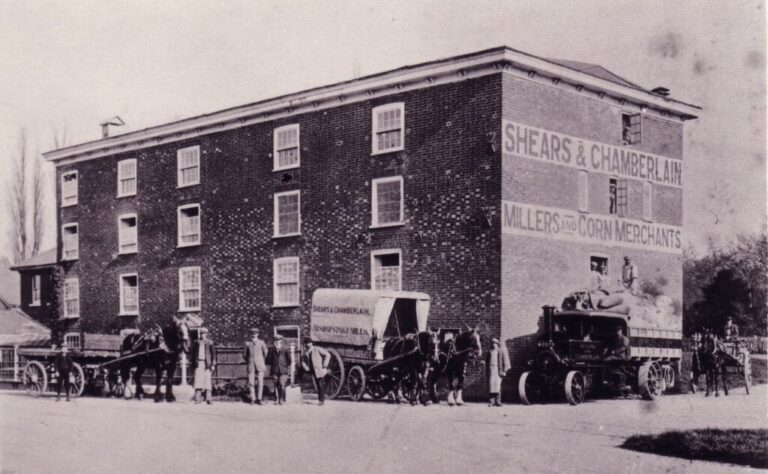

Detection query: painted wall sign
xmin=502 ymin=201 xmax=683 ymax=254
xmin=502 ymin=119 xmax=683 ymax=188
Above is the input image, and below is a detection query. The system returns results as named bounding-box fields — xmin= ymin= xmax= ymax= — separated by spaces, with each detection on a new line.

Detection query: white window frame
xmin=371 ymin=103 xmax=405 ymax=155
xmin=118 ymin=213 xmax=138 ymax=254
xmin=62 ymin=223 xmax=79 ymax=261
xmin=64 ymin=332 xmax=81 ymax=350
xmin=30 ymin=274 xmax=41 ymax=307
xmin=273 ymin=124 xmax=301 ymax=171
xmin=371 ymin=176 xmax=404 ymax=228
xmin=371 ymin=249 xmax=402 ymax=291
xmin=63 ymin=278 xmax=79 ymax=318
xmin=643 ymin=181 xmax=653 ymax=222
xmin=177 ymin=204 xmax=201 ymax=247
xmin=61 ymin=170 xmax=78 ymax=207
xmin=177 ymin=145 xmax=201 ymax=188
xmin=119 ymin=273 xmax=139 ymax=316
xmin=273 ymin=257 xmax=300 ymax=307
xmin=117 ymin=158 xmax=137 ymax=198
xmin=178 ymin=266 xmax=201 ymax=312
xmin=273 ymin=190 xmax=301 ymax=237
xmin=578 ymin=170 xmax=589 ymax=213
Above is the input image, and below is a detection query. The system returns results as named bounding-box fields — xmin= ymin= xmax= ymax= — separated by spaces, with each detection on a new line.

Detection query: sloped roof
xmin=546 ymin=58 xmax=643 ymax=90
xmin=0 ymin=307 xmax=51 ymax=346
xmin=10 ymin=249 xmax=57 ymax=271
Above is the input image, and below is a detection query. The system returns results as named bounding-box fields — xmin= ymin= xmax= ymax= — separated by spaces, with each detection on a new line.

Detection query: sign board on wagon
xmin=310 ymin=290 xmax=378 ymax=346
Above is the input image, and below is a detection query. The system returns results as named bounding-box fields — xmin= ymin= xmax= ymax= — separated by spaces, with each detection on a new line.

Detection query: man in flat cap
xmin=191 ymin=328 xmax=216 ymax=404
xmin=267 ymin=335 xmax=292 ymax=405
xmin=243 ymin=328 xmax=268 ymax=405
xmin=485 ymin=337 xmax=510 ymax=407
xmin=55 ymin=342 xmax=74 ymax=402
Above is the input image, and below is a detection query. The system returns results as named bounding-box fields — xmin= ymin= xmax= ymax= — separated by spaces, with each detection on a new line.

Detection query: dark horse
xmin=381 ymin=330 xmax=439 ymax=405
xmin=428 ymin=326 xmax=482 ymax=406
xmin=119 ymin=319 xmax=190 ymax=402
xmin=698 ymin=331 xmax=729 ymax=397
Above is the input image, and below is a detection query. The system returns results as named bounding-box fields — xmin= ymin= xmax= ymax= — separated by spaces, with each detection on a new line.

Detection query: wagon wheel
xmin=323 ymin=348 xmax=345 ymax=400
xmin=564 ymin=370 xmax=585 ymax=405
xmin=347 ymin=366 xmax=366 ymax=402
xmin=365 ymin=373 xmax=389 ymax=400
xmin=638 ymin=361 xmax=663 ymax=400
xmin=68 ymin=362 xmax=86 ymax=398
xmin=22 ymin=360 xmax=47 ymax=397
xmin=518 ymin=371 xmax=541 ymax=405
xmin=400 ymin=371 xmax=418 ymax=404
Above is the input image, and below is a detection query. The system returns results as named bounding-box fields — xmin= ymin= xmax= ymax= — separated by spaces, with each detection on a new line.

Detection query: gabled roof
xmin=10 ymin=248 xmax=57 ymax=271
xmin=0 ymin=307 xmax=51 ymax=346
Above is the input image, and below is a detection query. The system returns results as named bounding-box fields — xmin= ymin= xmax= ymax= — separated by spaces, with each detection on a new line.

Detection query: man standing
xmin=300 ymin=337 xmax=331 ymax=406
xmin=588 ymin=261 xmax=601 ymax=290
xmin=55 ymin=342 xmax=73 ymax=402
xmin=268 ymin=335 xmax=292 ymax=405
xmin=243 ymin=328 xmax=268 ymax=405
xmin=191 ymin=328 xmax=216 ymax=405
xmin=723 ymin=316 xmax=740 ymax=342
xmin=621 ymin=256 xmax=639 ymax=293
xmin=485 ymin=337 xmax=510 ymax=407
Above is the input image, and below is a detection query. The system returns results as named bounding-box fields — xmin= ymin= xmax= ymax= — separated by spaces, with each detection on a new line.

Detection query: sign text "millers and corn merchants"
xmin=502 ymin=119 xmax=683 ymax=188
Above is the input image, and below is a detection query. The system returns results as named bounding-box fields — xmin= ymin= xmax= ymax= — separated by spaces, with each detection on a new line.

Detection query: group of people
xmin=587 ymin=256 xmax=639 ymax=293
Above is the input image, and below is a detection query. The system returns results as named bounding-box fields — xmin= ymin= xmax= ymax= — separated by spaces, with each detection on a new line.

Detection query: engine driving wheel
xmin=518 ymin=371 xmax=541 ymax=405
xmin=638 ymin=361 xmax=663 ymax=400
xmin=564 ymin=370 xmax=586 ymax=405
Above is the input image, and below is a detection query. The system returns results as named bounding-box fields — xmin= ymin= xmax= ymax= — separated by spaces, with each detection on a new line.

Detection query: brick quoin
xmin=48 ymin=48 xmax=698 ymax=396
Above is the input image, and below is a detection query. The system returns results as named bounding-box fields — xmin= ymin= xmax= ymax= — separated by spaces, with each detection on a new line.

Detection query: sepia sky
xmin=0 ymin=0 xmax=765 ymax=261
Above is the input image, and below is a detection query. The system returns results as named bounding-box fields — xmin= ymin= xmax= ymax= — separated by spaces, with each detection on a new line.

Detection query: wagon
xmin=719 ymin=339 xmax=752 ymax=394
xmin=309 ymin=289 xmax=431 ymax=401
xmin=518 ymin=305 xmax=681 ymax=405
xmin=18 ymin=333 xmax=123 ymax=398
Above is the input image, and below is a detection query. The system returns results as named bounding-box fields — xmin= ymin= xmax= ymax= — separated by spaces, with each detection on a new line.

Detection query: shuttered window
xmin=117 ymin=159 xmax=137 ymax=197
xmin=177 ymin=146 xmax=200 ymax=187
xmin=274 ymin=124 xmax=300 ymax=170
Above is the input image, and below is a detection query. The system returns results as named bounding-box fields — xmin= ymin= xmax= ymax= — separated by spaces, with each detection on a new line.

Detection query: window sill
xmin=61 ymin=202 xmax=78 ymax=208
xmin=61 ymin=257 xmax=79 ymax=262
xmin=273 ymin=164 xmax=300 ymax=172
xmin=178 ymin=307 xmax=201 ymax=313
xmin=118 ymin=250 xmax=138 ymax=255
xmin=117 ymin=193 xmax=137 ymax=199
xmin=272 ymin=303 xmax=300 ymax=308
xmin=272 ymin=233 xmax=301 ymax=239
xmin=177 ymin=242 xmax=201 ymax=248
xmin=370 ymin=222 xmax=405 ymax=230
xmin=177 ymin=182 xmax=200 ymax=189
xmin=118 ymin=312 xmax=139 ymax=317
xmin=29 ymin=303 xmax=41 ymax=307
xmin=62 ymin=315 xmax=80 ymax=320
xmin=371 ymin=146 xmax=404 ymax=156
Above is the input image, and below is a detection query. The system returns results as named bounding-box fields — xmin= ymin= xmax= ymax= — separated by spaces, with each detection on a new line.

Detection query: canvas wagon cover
xmin=310 ymin=289 xmax=430 ymax=346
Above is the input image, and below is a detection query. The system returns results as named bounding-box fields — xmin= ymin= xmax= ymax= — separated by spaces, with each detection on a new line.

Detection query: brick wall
xmin=17 ymin=269 xmax=55 ymax=325
xmin=56 ymin=74 xmax=504 ymax=345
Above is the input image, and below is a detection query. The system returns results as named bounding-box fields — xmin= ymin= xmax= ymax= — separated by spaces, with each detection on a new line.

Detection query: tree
xmin=683 ymin=233 xmax=768 ymax=336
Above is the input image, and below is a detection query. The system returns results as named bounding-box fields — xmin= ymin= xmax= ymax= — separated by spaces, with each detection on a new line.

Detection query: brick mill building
xmin=44 ymin=47 xmax=699 ymax=382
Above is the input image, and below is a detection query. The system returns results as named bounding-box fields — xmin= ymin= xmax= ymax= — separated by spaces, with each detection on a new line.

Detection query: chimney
xmin=100 ymin=116 xmax=125 ymax=138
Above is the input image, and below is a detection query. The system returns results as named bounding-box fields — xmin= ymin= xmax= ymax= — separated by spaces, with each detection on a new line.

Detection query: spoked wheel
xmin=23 ymin=361 xmax=47 ymax=397
xmin=347 ymin=366 xmax=366 ymax=401
xmin=400 ymin=372 xmax=418 ymax=405
xmin=518 ymin=371 xmax=541 ymax=405
xmin=324 ymin=348 xmax=345 ymax=400
xmin=638 ymin=361 xmax=663 ymax=400
xmin=663 ymin=365 xmax=676 ymax=391
xmin=564 ymin=370 xmax=586 ymax=405
xmin=365 ymin=373 xmax=389 ymax=400
xmin=68 ymin=363 xmax=86 ymax=398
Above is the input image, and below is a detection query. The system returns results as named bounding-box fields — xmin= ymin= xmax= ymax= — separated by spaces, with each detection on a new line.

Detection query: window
xmin=589 ymin=255 xmax=610 ymax=290
xmin=273 ymin=257 xmax=300 ymax=307
xmin=119 ymin=274 xmax=139 ymax=315
xmin=177 ymin=145 xmax=200 ymax=187
xmin=274 ymin=191 xmax=301 ymax=237
xmin=371 ymin=249 xmax=401 ymax=291
xmin=64 ymin=333 xmax=81 ymax=350
xmin=372 ymin=176 xmax=404 ymax=227
xmin=62 ymin=223 xmax=79 ymax=260
xmin=372 ymin=103 xmax=405 ymax=154
xmin=64 ymin=278 xmax=79 ymax=318
xmin=0 ymin=347 xmax=18 ymax=381
xmin=622 ymin=113 xmax=641 ymax=145
xmin=118 ymin=214 xmax=138 ymax=254
xmin=178 ymin=204 xmax=201 ymax=247
xmin=117 ymin=159 xmax=137 ymax=197
xmin=179 ymin=267 xmax=201 ymax=311
xmin=30 ymin=275 xmax=41 ymax=306
xmin=643 ymin=181 xmax=653 ymax=222
xmin=274 ymin=325 xmax=301 ymax=350
xmin=273 ymin=124 xmax=300 ymax=170
xmin=578 ymin=171 xmax=589 ymax=212
xmin=61 ymin=171 xmax=78 ymax=207
xmin=609 ymin=178 xmax=617 ymax=215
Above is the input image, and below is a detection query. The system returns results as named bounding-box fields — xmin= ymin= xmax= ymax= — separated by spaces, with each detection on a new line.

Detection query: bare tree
xmin=7 ymin=128 xmax=46 ymax=263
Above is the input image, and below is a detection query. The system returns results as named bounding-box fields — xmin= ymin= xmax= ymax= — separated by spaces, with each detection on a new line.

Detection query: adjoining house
xmin=42 ymin=46 xmax=699 ymax=394
xmin=0 ymin=295 xmax=51 ymax=384
xmin=10 ymin=249 xmax=57 ymax=327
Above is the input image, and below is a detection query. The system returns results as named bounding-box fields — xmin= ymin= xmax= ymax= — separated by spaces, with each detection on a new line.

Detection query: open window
xmin=622 ymin=113 xmax=641 ymax=145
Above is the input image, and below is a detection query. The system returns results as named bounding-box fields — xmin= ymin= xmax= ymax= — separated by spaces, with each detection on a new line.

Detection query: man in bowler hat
xmin=268 ymin=335 xmax=292 ymax=405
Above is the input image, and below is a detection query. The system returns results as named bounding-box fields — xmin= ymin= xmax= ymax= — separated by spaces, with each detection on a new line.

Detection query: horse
xmin=119 ymin=319 xmax=190 ymax=402
xmin=699 ymin=331 xmax=729 ymax=397
xmin=428 ymin=326 xmax=482 ymax=406
xmin=381 ymin=330 xmax=439 ymax=405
